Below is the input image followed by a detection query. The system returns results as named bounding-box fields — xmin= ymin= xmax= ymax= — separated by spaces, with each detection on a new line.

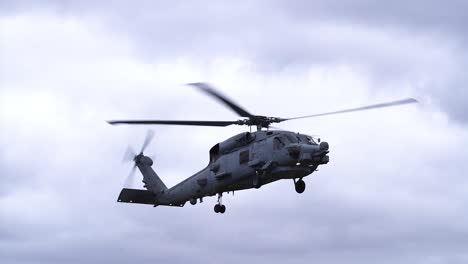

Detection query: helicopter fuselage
xmin=150 ymin=130 xmax=329 ymax=206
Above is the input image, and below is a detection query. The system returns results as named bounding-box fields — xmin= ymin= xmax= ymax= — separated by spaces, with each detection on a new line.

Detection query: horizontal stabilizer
xmin=117 ymin=188 xmax=156 ymax=205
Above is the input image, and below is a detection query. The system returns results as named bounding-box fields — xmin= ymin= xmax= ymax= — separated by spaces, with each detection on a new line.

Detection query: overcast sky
xmin=1 ymin=1 xmax=468 ymax=264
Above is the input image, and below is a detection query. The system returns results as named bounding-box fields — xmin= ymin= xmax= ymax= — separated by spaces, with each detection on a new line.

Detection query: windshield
xmin=273 ymin=137 xmax=285 ymax=150
xmin=305 ymin=135 xmax=317 ymax=145
xmin=296 ymin=134 xmax=317 ymax=145
xmin=283 ymin=134 xmax=299 ymax=143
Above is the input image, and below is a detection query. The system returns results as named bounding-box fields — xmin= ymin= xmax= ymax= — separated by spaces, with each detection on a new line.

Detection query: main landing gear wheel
xmin=295 ymin=179 xmax=306 ymax=194
xmin=214 ymin=204 xmax=226 ymax=213
xmin=214 ymin=193 xmax=226 ymax=214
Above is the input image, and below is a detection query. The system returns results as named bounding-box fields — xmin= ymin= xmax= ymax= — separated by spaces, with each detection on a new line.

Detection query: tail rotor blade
xmin=124 ymin=164 xmax=137 ymax=188
xmin=122 ymin=146 xmax=136 ymax=163
xmin=140 ymin=130 xmax=155 ymax=153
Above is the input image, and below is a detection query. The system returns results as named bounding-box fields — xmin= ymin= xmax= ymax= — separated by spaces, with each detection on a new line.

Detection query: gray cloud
xmin=2 ymin=0 xmax=465 ymax=122
xmin=1 ymin=2 xmax=468 ymax=264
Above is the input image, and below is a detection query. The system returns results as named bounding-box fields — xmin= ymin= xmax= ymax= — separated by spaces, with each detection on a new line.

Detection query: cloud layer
xmin=1 ymin=2 xmax=468 ymax=264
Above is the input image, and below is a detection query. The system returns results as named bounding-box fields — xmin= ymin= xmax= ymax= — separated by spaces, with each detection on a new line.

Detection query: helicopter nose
xmin=288 ymin=143 xmax=329 ymax=165
xmin=319 ymin=141 xmax=329 ymax=151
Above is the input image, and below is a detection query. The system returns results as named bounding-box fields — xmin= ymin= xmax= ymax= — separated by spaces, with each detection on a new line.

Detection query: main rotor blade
xmin=108 ymin=120 xmax=239 ymax=127
xmin=285 ymin=98 xmax=418 ymax=121
xmin=188 ymin=82 xmax=253 ymax=117
xmin=140 ymin=130 xmax=154 ymax=153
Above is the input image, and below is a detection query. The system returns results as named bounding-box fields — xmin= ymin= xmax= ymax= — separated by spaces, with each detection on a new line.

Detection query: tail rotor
xmin=122 ymin=130 xmax=155 ymax=188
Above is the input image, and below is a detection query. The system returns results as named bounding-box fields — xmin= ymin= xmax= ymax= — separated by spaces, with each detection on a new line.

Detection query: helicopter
xmin=108 ymin=83 xmax=417 ymax=213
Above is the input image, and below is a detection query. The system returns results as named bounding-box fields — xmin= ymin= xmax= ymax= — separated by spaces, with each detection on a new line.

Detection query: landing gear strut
xmin=294 ymin=179 xmax=306 ymax=194
xmin=253 ymin=175 xmax=263 ymax=189
xmin=214 ymin=193 xmax=226 ymax=214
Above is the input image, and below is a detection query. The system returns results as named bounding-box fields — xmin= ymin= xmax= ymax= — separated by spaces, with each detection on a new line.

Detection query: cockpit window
xmin=297 ymin=134 xmax=318 ymax=145
xmin=273 ymin=137 xmax=285 ymax=150
xmin=306 ymin=136 xmax=317 ymax=145
xmin=283 ymin=134 xmax=299 ymax=143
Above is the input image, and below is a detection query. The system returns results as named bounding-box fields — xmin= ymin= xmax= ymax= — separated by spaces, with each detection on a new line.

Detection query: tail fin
xmin=135 ymin=154 xmax=167 ymax=195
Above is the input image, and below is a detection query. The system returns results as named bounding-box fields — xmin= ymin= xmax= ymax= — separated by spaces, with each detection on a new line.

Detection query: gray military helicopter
xmin=108 ymin=83 xmax=417 ymax=213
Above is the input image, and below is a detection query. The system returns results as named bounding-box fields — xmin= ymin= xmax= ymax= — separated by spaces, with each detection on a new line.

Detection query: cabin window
xmin=239 ymin=150 xmax=250 ymax=164
xmin=273 ymin=137 xmax=285 ymax=150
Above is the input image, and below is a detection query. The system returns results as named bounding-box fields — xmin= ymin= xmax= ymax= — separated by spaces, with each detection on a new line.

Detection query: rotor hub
xmin=240 ymin=116 xmax=283 ymax=129
xmin=134 ymin=154 xmax=153 ymax=166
